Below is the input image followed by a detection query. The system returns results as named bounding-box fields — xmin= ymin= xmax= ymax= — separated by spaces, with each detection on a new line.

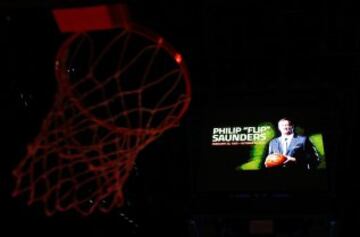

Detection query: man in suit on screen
xmin=265 ymin=118 xmax=320 ymax=170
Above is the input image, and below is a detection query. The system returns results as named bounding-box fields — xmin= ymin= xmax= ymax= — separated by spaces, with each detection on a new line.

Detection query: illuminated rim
xmin=55 ymin=22 xmax=191 ymax=136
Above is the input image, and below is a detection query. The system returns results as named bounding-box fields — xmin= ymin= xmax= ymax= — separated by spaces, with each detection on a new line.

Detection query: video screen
xmin=211 ymin=122 xmax=326 ymax=171
xmin=195 ymin=99 xmax=330 ymax=194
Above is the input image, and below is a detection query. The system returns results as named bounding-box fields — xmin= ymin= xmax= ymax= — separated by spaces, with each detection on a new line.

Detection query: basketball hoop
xmin=12 ymin=4 xmax=191 ymax=216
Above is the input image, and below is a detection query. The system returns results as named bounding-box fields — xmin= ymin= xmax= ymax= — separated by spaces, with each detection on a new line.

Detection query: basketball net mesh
xmin=12 ymin=24 xmax=191 ymax=216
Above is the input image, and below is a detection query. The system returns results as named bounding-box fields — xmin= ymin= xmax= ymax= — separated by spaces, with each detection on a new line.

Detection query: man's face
xmin=278 ymin=120 xmax=293 ymax=135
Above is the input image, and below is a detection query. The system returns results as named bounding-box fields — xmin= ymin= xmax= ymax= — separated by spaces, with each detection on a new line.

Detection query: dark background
xmin=1 ymin=0 xmax=359 ymax=236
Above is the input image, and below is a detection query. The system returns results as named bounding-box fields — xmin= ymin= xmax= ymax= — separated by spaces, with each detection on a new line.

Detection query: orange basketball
xmin=265 ymin=153 xmax=286 ymax=168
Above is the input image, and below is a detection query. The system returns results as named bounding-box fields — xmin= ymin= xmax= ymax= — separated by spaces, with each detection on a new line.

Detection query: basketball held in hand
xmin=265 ymin=153 xmax=286 ymax=168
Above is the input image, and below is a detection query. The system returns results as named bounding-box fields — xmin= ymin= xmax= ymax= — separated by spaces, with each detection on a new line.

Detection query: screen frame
xmin=189 ymin=89 xmax=340 ymax=207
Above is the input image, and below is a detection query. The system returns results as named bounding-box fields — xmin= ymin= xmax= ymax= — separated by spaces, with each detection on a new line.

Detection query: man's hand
xmin=283 ymin=155 xmax=296 ymax=166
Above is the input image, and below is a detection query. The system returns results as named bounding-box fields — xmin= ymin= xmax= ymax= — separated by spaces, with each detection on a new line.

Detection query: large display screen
xmin=195 ymin=96 xmax=332 ymax=195
xmin=211 ymin=122 xmax=325 ymax=171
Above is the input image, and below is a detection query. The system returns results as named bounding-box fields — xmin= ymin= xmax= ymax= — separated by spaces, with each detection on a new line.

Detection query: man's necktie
xmin=283 ymin=138 xmax=288 ymax=155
